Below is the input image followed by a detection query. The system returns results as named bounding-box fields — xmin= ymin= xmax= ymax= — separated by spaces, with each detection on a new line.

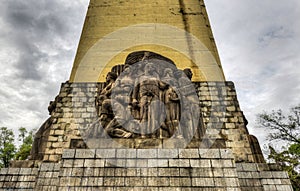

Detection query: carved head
xmin=163 ymin=68 xmax=174 ymax=78
xmin=145 ymin=62 xmax=156 ymax=74
xmin=183 ymin=68 xmax=193 ymax=80
xmin=106 ymin=72 xmax=118 ymax=83
xmin=97 ymin=95 xmax=107 ymax=106
xmin=122 ymin=66 xmax=131 ymax=76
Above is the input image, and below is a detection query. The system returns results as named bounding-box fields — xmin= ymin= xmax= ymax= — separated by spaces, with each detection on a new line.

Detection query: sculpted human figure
xmin=162 ymin=68 xmax=181 ymax=137
xmin=100 ymin=72 xmax=118 ymax=99
xmin=87 ymin=72 xmax=118 ymax=138
xmin=97 ymin=72 xmax=118 ymax=129
xmin=96 ymin=95 xmax=106 ymax=117
xmin=86 ymin=98 xmax=114 ymax=139
xmin=178 ymin=68 xmax=199 ymax=138
xmin=105 ymin=67 xmax=138 ymax=138
xmin=132 ymin=62 xmax=163 ymax=138
xmin=113 ymin=66 xmax=136 ymax=117
xmin=105 ymin=98 xmax=134 ymax=138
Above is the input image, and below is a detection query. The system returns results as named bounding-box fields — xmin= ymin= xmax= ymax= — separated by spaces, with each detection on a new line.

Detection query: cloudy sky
xmin=0 ymin=0 xmax=299 ymax=148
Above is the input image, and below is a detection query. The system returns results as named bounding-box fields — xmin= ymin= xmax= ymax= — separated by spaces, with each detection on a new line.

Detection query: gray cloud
xmin=1 ymin=0 xmax=87 ymax=81
xmin=0 ymin=0 xmax=89 ymax=131
xmin=206 ymin=0 xmax=300 ymax=146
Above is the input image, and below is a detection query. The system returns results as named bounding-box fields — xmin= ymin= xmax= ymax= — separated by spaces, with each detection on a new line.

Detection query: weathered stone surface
xmin=96 ymin=149 xmax=116 ymax=158
xmin=116 ymin=149 xmax=137 ymax=158
xmin=0 ymin=0 xmax=293 ymax=189
xmin=61 ymin=149 xmax=75 ymax=159
xmin=24 ymin=79 xmax=263 ymax=164
xmin=1 ymin=149 xmax=293 ymax=190
xmin=179 ymin=149 xmax=199 ymax=158
xmin=137 ymin=149 xmax=157 ymax=159
xmin=237 ymin=163 xmax=292 ymax=191
xmin=199 ymin=149 xmax=221 ymax=159
xmin=75 ymin=149 xmax=95 ymax=158
xmin=157 ymin=149 xmax=179 ymax=158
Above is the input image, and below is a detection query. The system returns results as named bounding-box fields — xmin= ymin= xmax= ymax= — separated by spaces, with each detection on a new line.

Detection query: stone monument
xmin=0 ymin=0 xmax=293 ymax=190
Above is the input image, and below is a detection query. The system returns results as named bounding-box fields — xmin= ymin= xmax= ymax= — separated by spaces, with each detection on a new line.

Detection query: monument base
xmin=0 ymin=149 xmax=293 ymax=190
xmin=26 ymin=81 xmax=265 ymax=163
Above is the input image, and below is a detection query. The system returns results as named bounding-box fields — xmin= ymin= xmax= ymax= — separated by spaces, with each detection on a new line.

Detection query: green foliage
xmin=289 ymin=142 xmax=300 ymax=156
xmin=0 ymin=127 xmax=16 ymax=168
xmin=258 ymin=105 xmax=300 ymax=190
xmin=15 ymin=129 xmax=34 ymax=161
xmin=269 ymin=146 xmax=300 ymax=189
xmin=15 ymin=144 xmax=32 ymax=161
xmin=18 ymin=127 xmax=27 ymax=142
xmin=0 ymin=127 xmax=34 ymax=169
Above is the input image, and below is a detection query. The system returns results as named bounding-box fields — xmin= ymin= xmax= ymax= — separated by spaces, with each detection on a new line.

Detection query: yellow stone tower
xmin=70 ymin=0 xmax=225 ymax=82
xmin=0 ymin=1 xmax=294 ymax=190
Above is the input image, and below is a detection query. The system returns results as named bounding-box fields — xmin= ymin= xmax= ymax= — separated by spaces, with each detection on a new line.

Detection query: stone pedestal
xmin=25 ymin=81 xmax=261 ymax=164
xmin=0 ymin=81 xmax=293 ymax=190
xmin=0 ymin=149 xmax=293 ymax=191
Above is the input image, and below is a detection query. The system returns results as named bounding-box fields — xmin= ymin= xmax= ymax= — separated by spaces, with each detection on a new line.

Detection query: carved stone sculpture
xmin=162 ymin=68 xmax=180 ymax=137
xmin=132 ymin=62 xmax=165 ymax=137
xmin=87 ymin=51 xmax=201 ymax=140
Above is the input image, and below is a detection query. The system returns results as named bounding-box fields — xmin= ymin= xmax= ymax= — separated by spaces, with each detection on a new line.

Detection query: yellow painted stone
xmin=70 ymin=0 xmax=225 ymax=82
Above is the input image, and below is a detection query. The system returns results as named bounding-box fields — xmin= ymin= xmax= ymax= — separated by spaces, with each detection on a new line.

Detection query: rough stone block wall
xmin=43 ymin=83 xmax=99 ymax=162
xmin=195 ymin=82 xmax=254 ymax=162
xmin=35 ymin=163 xmax=60 ymax=191
xmin=40 ymin=81 xmax=256 ymax=163
xmin=58 ymin=149 xmax=240 ymax=190
xmin=236 ymin=163 xmax=293 ymax=191
xmin=0 ymin=149 xmax=293 ymax=190
xmin=0 ymin=168 xmax=37 ymax=190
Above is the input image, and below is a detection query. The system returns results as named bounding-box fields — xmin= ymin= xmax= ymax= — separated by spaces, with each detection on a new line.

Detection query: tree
xmin=15 ymin=129 xmax=34 ymax=161
xmin=0 ymin=127 xmax=16 ymax=168
xmin=258 ymin=105 xmax=300 ymax=190
xmin=18 ymin=127 xmax=27 ymax=142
